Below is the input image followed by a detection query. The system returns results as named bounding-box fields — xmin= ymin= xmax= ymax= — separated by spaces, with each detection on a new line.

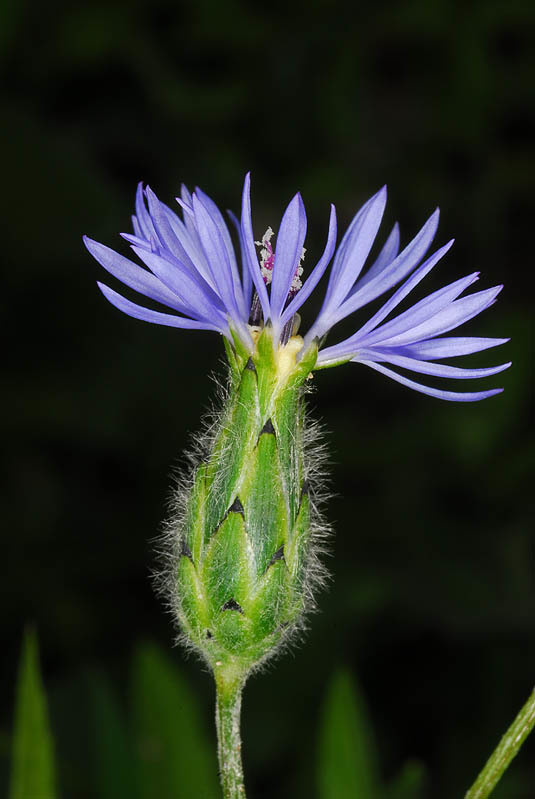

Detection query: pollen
xmin=256 ymin=227 xmax=306 ymax=295
xmin=290 ymin=248 xmax=306 ymax=295
xmin=255 ymin=227 xmax=275 ymax=285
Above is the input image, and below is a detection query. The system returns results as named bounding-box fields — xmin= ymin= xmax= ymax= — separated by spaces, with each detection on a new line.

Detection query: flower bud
xmin=163 ymin=327 xmax=325 ymax=677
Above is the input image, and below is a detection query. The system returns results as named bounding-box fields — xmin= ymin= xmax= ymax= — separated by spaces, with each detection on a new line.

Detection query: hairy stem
xmin=465 ymin=688 xmax=535 ymax=799
xmin=215 ymin=668 xmax=247 ymax=799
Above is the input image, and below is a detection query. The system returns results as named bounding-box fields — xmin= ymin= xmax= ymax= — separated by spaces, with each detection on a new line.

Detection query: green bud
xmin=162 ymin=328 xmax=327 ymax=679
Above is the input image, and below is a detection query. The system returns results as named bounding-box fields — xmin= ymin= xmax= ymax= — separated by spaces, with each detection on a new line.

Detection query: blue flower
xmin=84 ymin=173 xmax=510 ymax=401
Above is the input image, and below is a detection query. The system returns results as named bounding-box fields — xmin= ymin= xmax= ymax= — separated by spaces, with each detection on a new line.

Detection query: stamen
xmin=280 ymin=318 xmax=294 ymax=346
xmin=249 ymin=292 xmax=262 ymax=325
xmin=289 ymin=247 xmax=306 ymax=297
xmin=251 ymin=228 xmax=306 ymax=331
xmin=255 ymin=227 xmax=275 ymax=285
xmin=255 ymin=227 xmax=306 ymax=296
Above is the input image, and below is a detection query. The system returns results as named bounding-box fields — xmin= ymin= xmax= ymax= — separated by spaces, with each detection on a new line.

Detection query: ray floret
xmin=84 ymin=173 xmax=510 ymax=401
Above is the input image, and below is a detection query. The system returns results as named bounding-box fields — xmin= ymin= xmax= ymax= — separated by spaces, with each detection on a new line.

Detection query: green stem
xmin=465 ymin=688 xmax=535 ymax=799
xmin=215 ymin=667 xmax=247 ymax=799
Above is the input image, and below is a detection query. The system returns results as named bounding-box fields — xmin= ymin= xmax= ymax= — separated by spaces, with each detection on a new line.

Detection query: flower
xmin=84 ymin=173 xmax=510 ymax=401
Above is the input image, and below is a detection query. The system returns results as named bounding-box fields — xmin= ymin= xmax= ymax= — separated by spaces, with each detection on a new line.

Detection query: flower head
xmin=84 ymin=173 xmax=510 ymax=401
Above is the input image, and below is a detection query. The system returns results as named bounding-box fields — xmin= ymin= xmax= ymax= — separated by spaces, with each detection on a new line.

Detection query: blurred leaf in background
xmin=317 ymin=667 xmax=381 ymax=799
xmin=317 ymin=668 xmax=426 ymax=799
xmin=13 ymin=636 xmax=220 ymax=798
xmin=385 ymin=760 xmax=426 ymax=799
xmin=87 ymin=668 xmax=139 ymax=799
xmin=9 ymin=628 xmax=57 ymax=799
xmin=131 ymin=641 xmax=219 ymax=799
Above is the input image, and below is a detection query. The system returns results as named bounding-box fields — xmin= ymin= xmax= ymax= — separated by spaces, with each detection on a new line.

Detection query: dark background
xmin=2 ymin=0 xmax=534 ymax=796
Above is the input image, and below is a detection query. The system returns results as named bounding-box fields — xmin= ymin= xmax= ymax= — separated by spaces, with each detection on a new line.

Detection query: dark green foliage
xmin=9 ymin=630 xmax=57 ymax=799
xmin=385 ymin=762 xmax=426 ymax=799
xmin=317 ymin=668 xmax=380 ymax=799
xmin=131 ymin=642 xmax=219 ymax=799
xmin=87 ymin=670 xmax=139 ymax=799
xmin=317 ymin=669 xmax=427 ymax=799
xmin=7 ymin=636 xmax=530 ymax=799
xmin=8 ymin=637 xmax=220 ymax=799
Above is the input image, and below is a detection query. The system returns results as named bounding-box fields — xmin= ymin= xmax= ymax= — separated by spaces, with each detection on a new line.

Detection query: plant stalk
xmin=465 ymin=688 xmax=535 ymax=799
xmin=215 ymin=668 xmax=247 ymax=799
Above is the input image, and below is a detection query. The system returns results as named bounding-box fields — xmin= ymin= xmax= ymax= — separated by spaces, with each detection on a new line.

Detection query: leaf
xmin=317 ymin=668 xmax=380 ymax=799
xmin=87 ymin=668 xmax=139 ymax=799
xmin=385 ymin=760 xmax=426 ymax=799
xmin=131 ymin=641 xmax=219 ymax=799
xmin=9 ymin=628 xmax=57 ymax=799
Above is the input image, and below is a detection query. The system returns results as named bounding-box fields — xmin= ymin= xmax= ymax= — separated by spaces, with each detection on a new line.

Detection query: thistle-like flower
xmin=84 ymin=172 xmax=510 ymax=671
xmin=84 ymin=174 xmax=509 ymax=798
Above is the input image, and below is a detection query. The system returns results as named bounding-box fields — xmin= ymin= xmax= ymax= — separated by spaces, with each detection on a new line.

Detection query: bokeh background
xmin=2 ymin=0 xmax=534 ymax=796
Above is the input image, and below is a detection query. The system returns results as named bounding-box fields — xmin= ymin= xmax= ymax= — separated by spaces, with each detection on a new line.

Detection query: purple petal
xmin=331 ymin=208 xmax=441 ymax=327
xmin=194 ymin=188 xmax=247 ymax=318
xmin=228 ymin=209 xmax=253 ymax=310
xmin=120 ymin=232 xmax=152 ymax=250
xmin=192 ymin=193 xmax=246 ymax=322
xmin=135 ymin=183 xmax=158 ymax=242
xmin=176 ymin=197 xmax=196 ymax=224
xmin=180 ymin=183 xmax=193 ymax=206
xmin=145 ymin=187 xmax=186 ymax=259
xmin=315 ymin=241 xmax=457 ymax=363
xmin=195 ymin=187 xmax=239 ymax=271
xmin=360 ymin=349 xmax=512 ymax=379
xmin=132 ymin=215 xmax=143 ymax=239
xmin=240 ymin=173 xmax=271 ymax=321
xmin=360 ymin=271 xmax=480 ymax=347
xmin=160 ymin=203 xmax=215 ymax=287
xmin=177 ymin=184 xmax=194 ymax=219
xmin=354 ymin=240 xmax=455 ymax=340
xmin=84 ymin=236 xmax=188 ymax=314
xmin=378 ymin=285 xmax=503 ymax=347
xmin=323 ymin=186 xmax=387 ymax=312
xmin=270 ymin=193 xmax=307 ymax=320
xmin=358 ymin=360 xmax=505 ymax=402
xmin=357 ymin=222 xmax=400 ymax=288
xmin=401 ymin=336 xmax=510 ymax=360
xmin=177 ymin=184 xmax=203 ymax=245
xmin=280 ymin=204 xmax=337 ymax=326
xmin=98 ymin=282 xmax=224 ymax=331
xmin=131 ymin=245 xmax=227 ymax=323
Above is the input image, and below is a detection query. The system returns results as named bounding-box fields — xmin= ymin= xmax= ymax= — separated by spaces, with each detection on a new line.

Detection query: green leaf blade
xmin=317 ymin=668 xmax=380 ymax=799
xmin=9 ymin=628 xmax=57 ymax=799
